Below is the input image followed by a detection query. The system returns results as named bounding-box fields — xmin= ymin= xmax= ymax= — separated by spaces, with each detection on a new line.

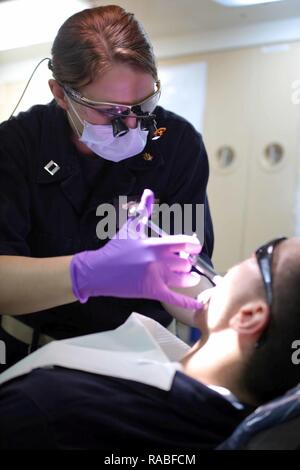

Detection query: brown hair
xmin=50 ymin=5 xmax=157 ymax=89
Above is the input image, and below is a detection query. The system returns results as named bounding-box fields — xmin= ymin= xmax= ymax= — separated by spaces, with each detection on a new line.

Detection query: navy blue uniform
xmin=0 ymin=102 xmax=214 ymax=367
xmin=0 ymin=368 xmax=251 ymax=450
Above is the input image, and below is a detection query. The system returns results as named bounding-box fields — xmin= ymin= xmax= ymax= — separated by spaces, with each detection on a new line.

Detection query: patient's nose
xmin=197 ymin=287 xmax=215 ymax=305
xmin=213 ymin=275 xmax=223 ymax=286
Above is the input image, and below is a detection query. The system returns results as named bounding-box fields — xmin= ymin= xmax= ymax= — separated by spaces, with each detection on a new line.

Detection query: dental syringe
xmin=128 ymin=205 xmax=219 ymax=286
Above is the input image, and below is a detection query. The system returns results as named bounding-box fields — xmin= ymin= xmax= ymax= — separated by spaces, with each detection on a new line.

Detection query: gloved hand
xmin=70 ymin=189 xmax=203 ymax=310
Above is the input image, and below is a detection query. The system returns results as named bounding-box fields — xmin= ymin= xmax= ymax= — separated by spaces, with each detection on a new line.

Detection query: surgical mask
xmin=67 ymin=98 xmax=149 ymax=162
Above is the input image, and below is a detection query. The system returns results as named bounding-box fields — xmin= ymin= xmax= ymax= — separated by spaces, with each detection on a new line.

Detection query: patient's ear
xmin=48 ymin=79 xmax=68 ymax=110
xmin=229 ymin=301 xmax=270 ymax=337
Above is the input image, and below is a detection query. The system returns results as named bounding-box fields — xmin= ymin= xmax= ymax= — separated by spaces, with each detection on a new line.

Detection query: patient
xmin=0 ymin=237 xmax=299 ymax=450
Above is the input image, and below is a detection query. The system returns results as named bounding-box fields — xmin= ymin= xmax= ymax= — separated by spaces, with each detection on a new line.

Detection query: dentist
xmin=0 ymin=5 xmax=213 ymax=369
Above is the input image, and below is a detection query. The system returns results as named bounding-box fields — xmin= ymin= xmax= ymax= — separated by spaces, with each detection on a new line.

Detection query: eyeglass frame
xmin=62 ymin=80 xmax=161 ymax=119
xmin=254 ymin=236 xmax=287 ymax=347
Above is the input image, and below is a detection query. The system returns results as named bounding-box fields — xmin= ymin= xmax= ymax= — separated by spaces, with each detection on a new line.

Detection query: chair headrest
xmin=218 ymin=383 xmax=300 ymax=450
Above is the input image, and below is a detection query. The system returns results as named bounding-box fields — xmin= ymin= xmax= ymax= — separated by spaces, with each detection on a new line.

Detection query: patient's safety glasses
xmin=62 ymin=81 xmax=161 ymax=120
xmin=255 ymin=237 xmax=287 ymax=347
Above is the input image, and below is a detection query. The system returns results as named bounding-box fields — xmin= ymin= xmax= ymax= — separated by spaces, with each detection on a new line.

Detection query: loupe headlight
xmin=140 ymin=115 xmax=159 ymax=140
xmin=112 ymin=117 xmax=129 ymax=137
xmin=112 ymin=113 xmax=159 ymax=141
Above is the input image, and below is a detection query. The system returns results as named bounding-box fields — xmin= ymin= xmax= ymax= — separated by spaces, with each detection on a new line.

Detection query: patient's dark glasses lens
xmin=254 ymin=237 xmax=286 ymax=347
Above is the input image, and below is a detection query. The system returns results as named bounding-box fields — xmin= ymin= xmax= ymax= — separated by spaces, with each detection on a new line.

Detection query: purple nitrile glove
xmin=70 ymin=189 xmax=203 ymax=310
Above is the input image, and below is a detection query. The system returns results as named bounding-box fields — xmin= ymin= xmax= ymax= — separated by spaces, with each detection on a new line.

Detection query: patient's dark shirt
xmin=0 ymin=368 xmax=253 ymax=450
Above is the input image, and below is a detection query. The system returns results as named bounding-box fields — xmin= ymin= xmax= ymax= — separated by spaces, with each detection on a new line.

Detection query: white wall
xmin=158 ymin=62 xmax=207 ymax=133
xmin=0 ymin=45 xmax=53 ymax=122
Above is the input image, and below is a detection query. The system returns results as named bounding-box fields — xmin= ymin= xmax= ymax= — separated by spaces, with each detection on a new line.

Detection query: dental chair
xmin=218 ymin=383 xmax=300 ymax=450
